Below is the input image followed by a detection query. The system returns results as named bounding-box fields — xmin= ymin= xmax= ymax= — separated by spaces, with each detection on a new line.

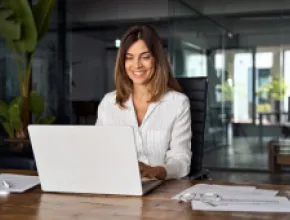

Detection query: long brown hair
xmin=114 ymin=25 xmax=183 ymax=108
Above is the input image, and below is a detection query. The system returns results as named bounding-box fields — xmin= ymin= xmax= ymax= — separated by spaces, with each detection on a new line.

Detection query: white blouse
xmin=96 ymin=90 xmax=192 ymax=179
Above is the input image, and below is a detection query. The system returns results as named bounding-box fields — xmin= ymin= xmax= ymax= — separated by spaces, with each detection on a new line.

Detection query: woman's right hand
xmin=138 ymin=162 xmax=167 ymax=179
xmin=138 ymin=162 xmax=150 ymax=174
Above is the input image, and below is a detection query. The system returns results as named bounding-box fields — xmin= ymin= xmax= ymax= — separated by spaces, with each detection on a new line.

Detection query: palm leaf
xmin=3 ymin=0 xmax=37 ymax=52
xmin=36 ymin=116 xmax=56 ymax=124
xmin=0 ymin=9 xmax=21 ymax=40
xmin=2 ymin=122 xmax=14 ymax=138
xmin=0 ymin=100 xmax=9 ymax=120
xmin=32 ymin=0 xmax=56 ymax=40
xmin=29 ymin=90 xmax=44 ymax=119
xmin=9 ymin=96 xmax=24 ymax=112
xmin=8 ymin=104 xmax=22 ymax=130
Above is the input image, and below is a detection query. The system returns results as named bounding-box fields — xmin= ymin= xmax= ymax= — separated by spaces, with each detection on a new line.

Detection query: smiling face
xmin=115 ymin=25 xmax=183 ymax=108
xmin=125 ymin=39 xmax=155 ymax=86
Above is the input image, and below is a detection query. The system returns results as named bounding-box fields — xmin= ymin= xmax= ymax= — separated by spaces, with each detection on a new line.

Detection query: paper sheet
xmin=172 ymin=184 xmax=278 ymax=200
xmin=172 ymin=184 xmax=288 ymax=212
xmin=0 ymin=174 xmax=40 ymax=193
xmin=191 ymin=195 xmax=290 ymax=212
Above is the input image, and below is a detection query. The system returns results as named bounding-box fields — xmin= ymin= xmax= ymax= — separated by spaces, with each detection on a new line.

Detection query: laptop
xmin=28 ymin=125 xmax=163 ymax=196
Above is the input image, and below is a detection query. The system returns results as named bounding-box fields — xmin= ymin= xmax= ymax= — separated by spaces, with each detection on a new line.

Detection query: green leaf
xmin=29 ymin=90 xmax=44 ymax=119
xmin=8 ymin=104 xmax=22 ymax=130
xmin=32 ymin=0 xmax=56 ymax=40
xmin=36 ymin=116 xmax=56 ymax=124
xmin=0 ymin=100 xmax=9 ymax=120
xmin=6 ymin=39 xmax=26 ymax=53
xmin=0 ymin=9 xmax=21 ymax=40
xmin=4 ymin=0 xmax=37 ymax=52
xmin=2 ymin=122 xmax=14 ymax=138
xmin=9 ymin=96 xmax=24 ymax=112
xmin=0 ymin=116 xmax=5 ymax=123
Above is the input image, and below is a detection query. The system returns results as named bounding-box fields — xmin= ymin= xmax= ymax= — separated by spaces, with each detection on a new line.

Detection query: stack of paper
xmin=0 ymin=174 xmax=40 ymax=193
xmin=172 ymin=184 xmax=290 ymax=212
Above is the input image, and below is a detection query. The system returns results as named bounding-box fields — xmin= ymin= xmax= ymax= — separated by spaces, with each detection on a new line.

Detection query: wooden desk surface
xmin=1 ymin=170 xmax=290 ymax=220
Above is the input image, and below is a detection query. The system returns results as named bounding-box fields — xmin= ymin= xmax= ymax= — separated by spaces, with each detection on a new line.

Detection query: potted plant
xmin=0 ymin=0 xmax=56 ymax=143
xmin=256 ymin=77 xmax=289 ymax=122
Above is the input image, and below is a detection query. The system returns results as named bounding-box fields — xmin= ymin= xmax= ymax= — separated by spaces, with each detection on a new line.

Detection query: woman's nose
xmin=133 ymin=58 xmax=142 ymax=68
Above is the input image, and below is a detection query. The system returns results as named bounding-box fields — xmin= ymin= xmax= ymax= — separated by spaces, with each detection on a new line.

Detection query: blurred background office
xmin=1 ymin=0 xmax=290 ymax=183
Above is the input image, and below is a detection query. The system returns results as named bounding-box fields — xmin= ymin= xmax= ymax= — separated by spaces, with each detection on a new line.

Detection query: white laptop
xmin=28 ymin=125 xmax=163 ymax=196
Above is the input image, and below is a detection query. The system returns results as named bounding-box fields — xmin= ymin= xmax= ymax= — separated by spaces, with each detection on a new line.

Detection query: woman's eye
xmin=142 ymin=56 xmax=151 ymax=60
xmin=125 ymin=56 xmax=133 ymax=60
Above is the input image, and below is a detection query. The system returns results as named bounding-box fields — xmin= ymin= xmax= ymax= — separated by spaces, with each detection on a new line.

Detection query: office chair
xmin=72 ymin=101 xmax=99 ymax=124
xmin=176 ymin=77 xmax=210 ymax=180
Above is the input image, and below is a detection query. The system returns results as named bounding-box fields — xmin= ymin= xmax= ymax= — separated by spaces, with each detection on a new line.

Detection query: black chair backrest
xmin=176 ymin=77 xmax=208 ymax=177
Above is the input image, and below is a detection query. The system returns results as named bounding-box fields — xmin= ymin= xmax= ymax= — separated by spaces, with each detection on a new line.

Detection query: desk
xmin=268 ymin=139 xmax=290 ymax=172
xmin=1 ymin=170 xmax=290 ymax=219
xmin=258 ymin=112 xmax=288 ymax=147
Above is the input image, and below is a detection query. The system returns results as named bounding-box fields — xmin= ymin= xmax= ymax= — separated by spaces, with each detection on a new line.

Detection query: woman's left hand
xmin=139 ymin=162 xmax=167 ymax=179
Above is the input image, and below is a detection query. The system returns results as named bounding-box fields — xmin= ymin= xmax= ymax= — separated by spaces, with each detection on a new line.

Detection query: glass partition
xmin=168 ymin=0 xmax=228 ymax=151
xmin=168 ymin=0 xmax=290 ymax=171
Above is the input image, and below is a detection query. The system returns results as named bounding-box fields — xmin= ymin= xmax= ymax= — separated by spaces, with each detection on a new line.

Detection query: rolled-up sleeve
xmin=163 ymin=97 xmax=192 ymax=179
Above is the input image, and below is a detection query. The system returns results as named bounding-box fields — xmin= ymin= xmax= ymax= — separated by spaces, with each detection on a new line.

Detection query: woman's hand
xmin=138 ymin=162 xmax=167 ymax=180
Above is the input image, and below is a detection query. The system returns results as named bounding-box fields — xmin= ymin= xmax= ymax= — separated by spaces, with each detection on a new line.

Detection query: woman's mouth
xmin=132 ymin=71 xmax=146 ymax=77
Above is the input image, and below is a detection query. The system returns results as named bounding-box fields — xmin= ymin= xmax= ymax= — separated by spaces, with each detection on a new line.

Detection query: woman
xmin=96 ymin=25 xmax=192 ymax=180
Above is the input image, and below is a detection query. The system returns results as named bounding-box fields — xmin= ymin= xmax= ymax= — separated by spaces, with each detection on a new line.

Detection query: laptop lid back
xmin=28 ymin=125 xmax=143 ymax=195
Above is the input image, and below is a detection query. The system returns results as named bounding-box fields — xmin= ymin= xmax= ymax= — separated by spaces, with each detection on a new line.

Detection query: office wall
xmin=69 ymin=34 xmax=107 ymax=101
xmin=68 ymin=0 xmax=192 ymax=23
xmin=36 ymin=33 xmax=107 ymax=103
xmin=106 ymin=49 xmax=117 ymax=92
